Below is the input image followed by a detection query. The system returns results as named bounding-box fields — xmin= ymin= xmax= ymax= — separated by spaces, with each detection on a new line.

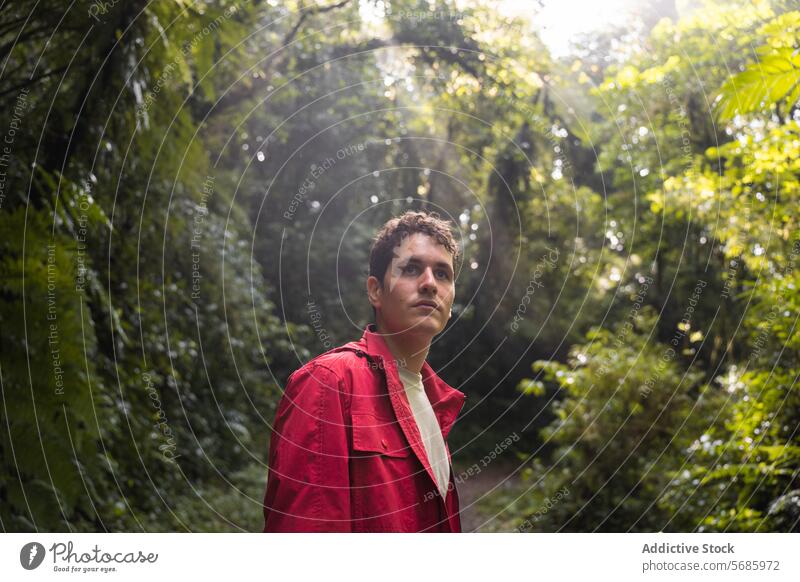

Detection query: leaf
xmin=716 ymin=47 xmax=800 ymax=120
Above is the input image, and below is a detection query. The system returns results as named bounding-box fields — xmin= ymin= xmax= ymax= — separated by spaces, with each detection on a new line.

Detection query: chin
xmin=383 ymin=311 xmax=445 ymax=337
xmin=386 ymin=320 xmax=433 ymax=337
xmin=409 ymin=318 xmax=446 ymax=336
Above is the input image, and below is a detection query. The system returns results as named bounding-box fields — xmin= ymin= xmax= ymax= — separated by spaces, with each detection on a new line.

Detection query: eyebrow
xmin=401 ymin=256 xmax=454 ymax=275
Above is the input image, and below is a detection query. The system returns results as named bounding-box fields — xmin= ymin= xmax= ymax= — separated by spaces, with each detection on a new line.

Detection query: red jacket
xmin=262 ymin=324 xmax=467 ymax=532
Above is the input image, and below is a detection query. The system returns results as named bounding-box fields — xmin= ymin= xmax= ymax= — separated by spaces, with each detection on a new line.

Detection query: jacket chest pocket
xmin=351 ymin=413 xmax=413 ymax=458
xmin=349 ymin=412 xmax=416 ymax=491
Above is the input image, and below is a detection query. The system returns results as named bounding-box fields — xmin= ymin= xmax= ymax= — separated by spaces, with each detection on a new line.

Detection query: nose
xmin=419 ymin=267 xmax=438 ymax=294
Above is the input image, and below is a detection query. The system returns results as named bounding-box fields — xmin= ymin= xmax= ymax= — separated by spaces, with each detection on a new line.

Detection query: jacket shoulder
xmin=289 ymin=344 xmax=368 ymax=384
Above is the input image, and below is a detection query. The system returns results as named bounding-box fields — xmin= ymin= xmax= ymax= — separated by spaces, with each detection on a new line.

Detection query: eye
xmin=402 ymin=264 xmax=419 ymax=275
xmin=435 ymin=269 xmax=451 ymax=280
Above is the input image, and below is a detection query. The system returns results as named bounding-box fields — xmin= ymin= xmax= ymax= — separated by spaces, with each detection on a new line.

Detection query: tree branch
xmin=0 ymin=64 xmax=71 ymax=99
xmin=200 ymin=0 xmax=355 ymax=119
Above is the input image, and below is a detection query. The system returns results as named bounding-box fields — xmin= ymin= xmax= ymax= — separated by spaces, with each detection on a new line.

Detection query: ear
xmin=366 ymin=275 xmax=383 ymax=310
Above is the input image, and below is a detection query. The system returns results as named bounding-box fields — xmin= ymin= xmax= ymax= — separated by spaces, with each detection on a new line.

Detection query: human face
xmin=368 ymin=233 xmax=455 ymax=339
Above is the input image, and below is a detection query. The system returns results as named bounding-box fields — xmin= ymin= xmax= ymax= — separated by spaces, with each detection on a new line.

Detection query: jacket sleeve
xmin=262 ymin=363 xmax=352 ymax=532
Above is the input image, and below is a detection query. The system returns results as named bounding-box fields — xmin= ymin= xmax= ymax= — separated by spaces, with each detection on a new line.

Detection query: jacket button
xmin=381 ymin=438 xmax=388 ymax=449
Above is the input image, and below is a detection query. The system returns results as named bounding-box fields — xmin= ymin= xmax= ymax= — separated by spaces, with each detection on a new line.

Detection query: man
xmin=262 ymin=211 xmax=466 ymax=532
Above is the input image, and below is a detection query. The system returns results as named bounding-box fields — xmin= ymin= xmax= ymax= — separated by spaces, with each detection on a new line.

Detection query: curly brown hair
xmin=369 ymin=211 xmax=461 ymax=284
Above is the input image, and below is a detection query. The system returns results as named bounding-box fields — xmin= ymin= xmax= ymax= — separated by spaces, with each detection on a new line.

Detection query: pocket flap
xmin=351 ymin=413 xmax=412 ymax=458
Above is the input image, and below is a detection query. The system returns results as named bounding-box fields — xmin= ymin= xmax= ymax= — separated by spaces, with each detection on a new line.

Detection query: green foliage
xmin=660 ymin=365 xmax=800 ymax=531
xmin=716 ymin=11 xmax=800 ymax=120
xmin=490 ymin=308 xmax=705 ymax=531
xmin=0 ymin=0 xmax=297 ymax=531
xmin=504 ymin=0 xmax=800 ymax=533
xmin=0 ymin=205 xmax=104 ymax=530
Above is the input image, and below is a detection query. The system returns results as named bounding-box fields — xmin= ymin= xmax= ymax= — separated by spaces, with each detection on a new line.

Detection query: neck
xmin=373 ymin=322 xmax=431 ymax=374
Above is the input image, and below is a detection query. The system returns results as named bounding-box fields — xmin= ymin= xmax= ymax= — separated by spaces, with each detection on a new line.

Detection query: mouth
xmin=413 ymin=300 xmax=439 ymax=311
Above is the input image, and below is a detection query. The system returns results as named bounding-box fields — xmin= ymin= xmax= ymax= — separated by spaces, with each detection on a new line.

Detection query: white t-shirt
xmin=397 ymin=365 xmax=451 ymax=499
